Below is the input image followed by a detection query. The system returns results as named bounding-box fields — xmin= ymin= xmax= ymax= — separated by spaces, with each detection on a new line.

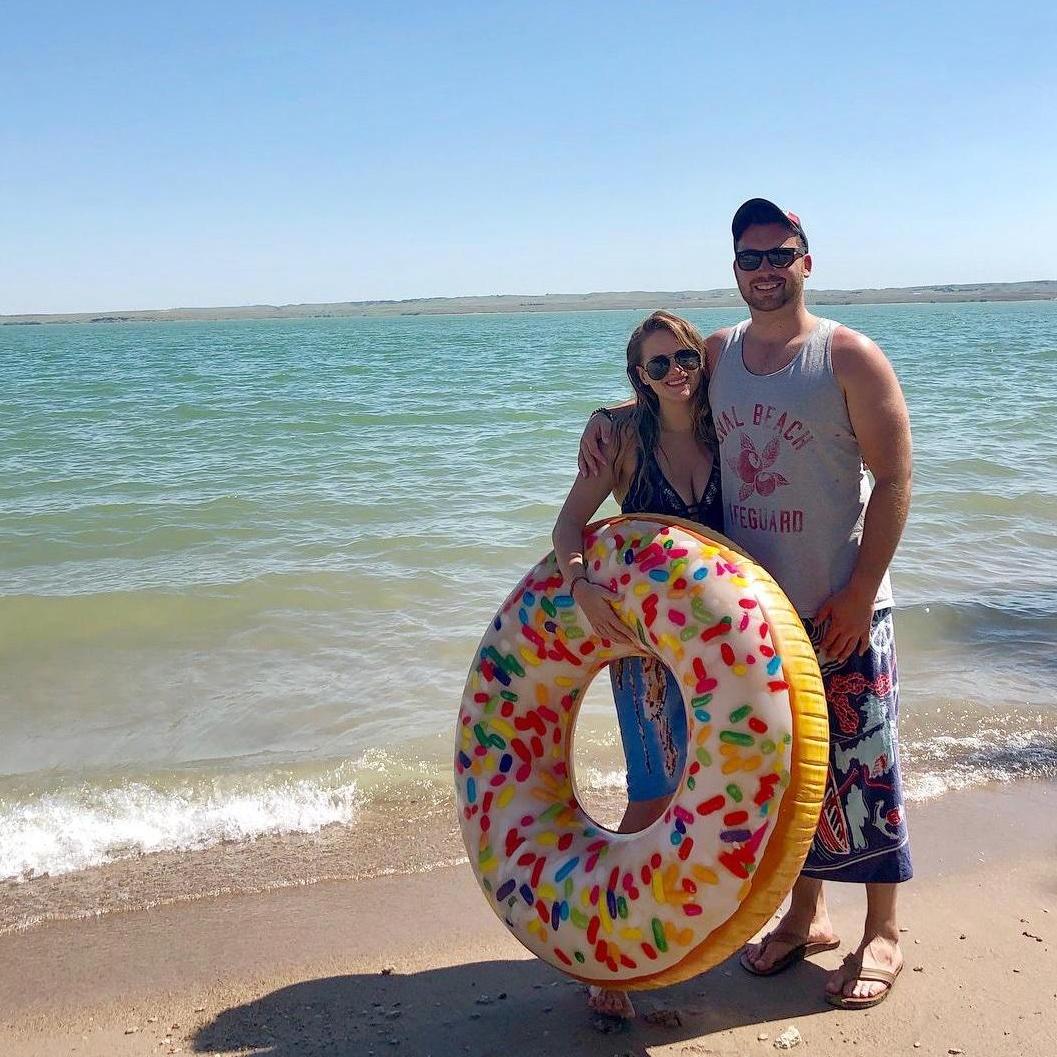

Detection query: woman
xmin=551 ymin=309 xmax=723 ymax=1018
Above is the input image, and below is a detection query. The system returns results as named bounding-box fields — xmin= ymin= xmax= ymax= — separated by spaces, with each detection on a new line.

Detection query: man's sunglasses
xmin=643 ymin=349 xmax=702 ymax=381
xmin=735 ymin=247 xmax=806 ymax=271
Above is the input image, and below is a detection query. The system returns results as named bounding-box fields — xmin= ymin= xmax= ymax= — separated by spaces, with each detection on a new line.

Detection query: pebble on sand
xmin=774 ymin=1026 xmax=802 ymax=1050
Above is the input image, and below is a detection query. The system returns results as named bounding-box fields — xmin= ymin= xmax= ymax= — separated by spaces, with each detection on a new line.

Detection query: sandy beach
xmin=2 ymin=780 xmax=1054 ymax=1057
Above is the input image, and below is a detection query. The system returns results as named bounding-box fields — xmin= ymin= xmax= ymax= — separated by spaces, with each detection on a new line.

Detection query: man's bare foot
xmin=825 ymin=932 xmax=903 ymax=1002
xmin=741 ymin=911 xmax=839 ymax=975
xmin=588 ymin=985 xmax=636 ymax=1019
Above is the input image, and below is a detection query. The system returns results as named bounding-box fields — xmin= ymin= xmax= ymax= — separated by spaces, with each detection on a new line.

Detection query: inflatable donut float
xmin=454 ymin=515 xmax=827 ymax=989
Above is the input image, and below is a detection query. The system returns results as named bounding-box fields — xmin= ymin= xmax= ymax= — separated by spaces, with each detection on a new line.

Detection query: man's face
xmin=733 ymin=222 xmax=811 ymax=312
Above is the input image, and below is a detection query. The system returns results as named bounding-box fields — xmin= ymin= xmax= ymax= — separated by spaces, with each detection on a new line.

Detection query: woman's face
xmin=636 ymin=328 xmax=702 ymax=406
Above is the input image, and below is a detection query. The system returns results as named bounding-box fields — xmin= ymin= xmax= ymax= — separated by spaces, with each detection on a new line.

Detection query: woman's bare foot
xmin=588 ymin=985 xmax=636 ymax=1019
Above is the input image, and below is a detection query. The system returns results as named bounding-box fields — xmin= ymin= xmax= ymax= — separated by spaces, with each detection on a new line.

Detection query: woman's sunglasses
xmin=735 ymin=247 xmax=805 ymax=271
xmin=643 ymin=349 xmax=702 ymax=381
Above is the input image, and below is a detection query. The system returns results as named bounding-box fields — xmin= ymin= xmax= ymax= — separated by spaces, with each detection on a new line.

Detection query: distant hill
xmin=3 ymin=281 xmax=1055 ymax=325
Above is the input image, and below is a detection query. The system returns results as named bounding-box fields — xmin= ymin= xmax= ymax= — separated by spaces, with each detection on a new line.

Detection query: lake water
xmin=2 ymin=301 xmax=1055 ymax=929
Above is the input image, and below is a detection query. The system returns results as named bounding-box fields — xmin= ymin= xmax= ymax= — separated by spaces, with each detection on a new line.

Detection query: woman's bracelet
xmin=592 ymin=406 xmax=614 ymax=422
xmin=568 ymin=574 xmax=590 ymax=596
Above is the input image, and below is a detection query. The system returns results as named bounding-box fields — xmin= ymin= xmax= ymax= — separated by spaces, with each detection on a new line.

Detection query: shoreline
xmin=6 ymin=703 xmax=1056 ymax=936
xmin=2 ymin=283 xmax=1055 ymax=325
xmin=2 ymin=778 xmax=1054 ymax=1056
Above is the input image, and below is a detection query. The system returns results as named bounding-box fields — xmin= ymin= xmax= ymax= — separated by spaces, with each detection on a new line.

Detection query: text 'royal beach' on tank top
xmin=708 ymin=318 xmax=893 ymax=618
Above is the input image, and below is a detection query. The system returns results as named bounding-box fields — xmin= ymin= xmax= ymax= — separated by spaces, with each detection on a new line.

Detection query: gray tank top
xmin=709 ymin=318 xmax=893 ymax=617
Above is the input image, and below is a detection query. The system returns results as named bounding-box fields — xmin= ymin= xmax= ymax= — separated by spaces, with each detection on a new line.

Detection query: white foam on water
xmin=903 ymin=728 xmax=1057 ymax=802
xmin=0 ymin=771 xmax=364 ymax=882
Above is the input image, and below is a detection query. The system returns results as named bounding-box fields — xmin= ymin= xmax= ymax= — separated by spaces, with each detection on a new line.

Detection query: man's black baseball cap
xmin=732 ymin=198 xmax=808 ymax=251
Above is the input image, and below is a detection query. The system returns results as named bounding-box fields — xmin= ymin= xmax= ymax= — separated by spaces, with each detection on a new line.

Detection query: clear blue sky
xmin=3 ymin=1 xmax=1055 ymax=313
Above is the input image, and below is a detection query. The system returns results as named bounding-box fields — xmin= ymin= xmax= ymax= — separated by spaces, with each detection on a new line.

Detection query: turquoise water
xmin=1 ymin=302 xmax=1056 ymax=900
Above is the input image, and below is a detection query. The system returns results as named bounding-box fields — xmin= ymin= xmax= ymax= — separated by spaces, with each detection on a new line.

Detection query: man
xmin=579 ymin=198 xmax=913 ymax=1010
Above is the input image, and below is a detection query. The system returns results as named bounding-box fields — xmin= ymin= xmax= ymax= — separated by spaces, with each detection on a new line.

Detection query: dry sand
xmin=2 ymin=781 xmax=1054 ymax=1057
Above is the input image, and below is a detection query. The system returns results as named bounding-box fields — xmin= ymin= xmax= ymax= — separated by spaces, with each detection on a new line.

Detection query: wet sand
xmin=2 ymin=781 xmax=1055 ymax=1057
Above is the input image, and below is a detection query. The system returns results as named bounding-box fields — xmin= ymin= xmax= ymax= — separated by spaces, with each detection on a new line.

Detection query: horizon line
xmin=3 ymin=278 xmax=1056 ymax=323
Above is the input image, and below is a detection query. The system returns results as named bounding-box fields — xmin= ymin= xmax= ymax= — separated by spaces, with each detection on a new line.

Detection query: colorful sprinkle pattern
xmin=455 ymin=518 xmax=795 ymax=983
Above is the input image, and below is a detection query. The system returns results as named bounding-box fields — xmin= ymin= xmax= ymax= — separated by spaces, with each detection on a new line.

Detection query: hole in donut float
xmin=570 ymin=656 xmax=685 ymax=835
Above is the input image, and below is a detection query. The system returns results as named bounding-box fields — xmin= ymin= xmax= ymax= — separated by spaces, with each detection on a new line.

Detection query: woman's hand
xmin=572 ymin=579 xmax=638 ymax=647
xmin=577 ymin=412 xmax=615 ymax=477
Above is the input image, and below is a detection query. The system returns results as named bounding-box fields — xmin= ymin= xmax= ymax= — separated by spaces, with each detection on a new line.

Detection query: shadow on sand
xmin=193 ymin=952 xmax=835 ymax=1056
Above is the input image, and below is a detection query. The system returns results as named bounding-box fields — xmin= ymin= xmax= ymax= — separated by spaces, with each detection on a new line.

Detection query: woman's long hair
xmin=622 ymin=310 xmax=716 ymax=509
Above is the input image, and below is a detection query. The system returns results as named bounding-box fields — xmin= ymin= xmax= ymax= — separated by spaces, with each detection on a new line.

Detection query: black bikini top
xmin=621 ymin=444 xmax=723 ymax=533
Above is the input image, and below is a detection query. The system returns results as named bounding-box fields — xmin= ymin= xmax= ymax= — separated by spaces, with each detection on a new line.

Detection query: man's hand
xmin=814 ymin=581 xmax=875 ymax=665
xmin=577 ymin=412 xmax=614 ymax=477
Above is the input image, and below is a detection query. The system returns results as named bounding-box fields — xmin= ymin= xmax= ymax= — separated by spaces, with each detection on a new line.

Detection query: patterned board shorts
xmin=799 ymin=608 xmax=912 ymax=883
xmin=610 ymin=607 xmax=913 ymax=883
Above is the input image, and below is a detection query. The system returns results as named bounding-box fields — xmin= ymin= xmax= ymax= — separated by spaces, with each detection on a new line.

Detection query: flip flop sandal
xmin=825 ymin=953 xmax=903 ymax=1009
xmin=739 ymin=929 xmax=842 ymax=978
